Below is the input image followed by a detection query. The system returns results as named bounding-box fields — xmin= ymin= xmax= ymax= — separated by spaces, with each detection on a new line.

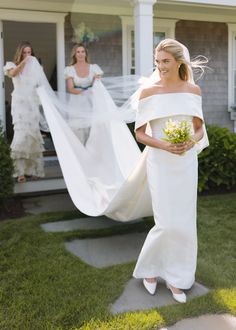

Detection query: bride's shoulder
xmin=185 ymin=82 xmax=202 ymax=96
xmin=139 ymin=84 xmax=162 ymax=100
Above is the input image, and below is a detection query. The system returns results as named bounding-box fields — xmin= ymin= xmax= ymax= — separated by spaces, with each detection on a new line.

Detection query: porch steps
xmin=14 ymin=177 xmax=66 ymax=195
xmin=14 ymin=156 xmax=66 ymax=195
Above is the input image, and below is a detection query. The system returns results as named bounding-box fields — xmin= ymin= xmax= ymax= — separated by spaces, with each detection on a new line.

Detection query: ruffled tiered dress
xmin=4 ymin=62 xmax=44 ymax=178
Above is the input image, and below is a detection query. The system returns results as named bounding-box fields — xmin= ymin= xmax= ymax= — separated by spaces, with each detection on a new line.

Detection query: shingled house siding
xmin=65 ymin=13 xmax=122 ymax=76
xmin=176 ymin=20 xmax=233 ymax=130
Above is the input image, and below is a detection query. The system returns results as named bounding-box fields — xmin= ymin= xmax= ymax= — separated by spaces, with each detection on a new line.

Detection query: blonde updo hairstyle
xmin=155 ymin=38 xmax=208 ymax=82
xmin=155 ymin=38 xmax=191 ymax=81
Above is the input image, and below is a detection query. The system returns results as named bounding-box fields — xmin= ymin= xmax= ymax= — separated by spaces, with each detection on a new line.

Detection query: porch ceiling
xmin=1 ymin=0 xmax=236 ymax=19
xmin=28 ymin=0 xmax=236 ymax=7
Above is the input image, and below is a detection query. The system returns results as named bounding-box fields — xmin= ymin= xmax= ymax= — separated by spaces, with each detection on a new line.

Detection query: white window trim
xmin=228 ymin=23 xmax=236 ymax=111
xmin=228 ymin=23 xmax=236 ymax=132
xmin=120 ymin=16 xmax=176 ymax=75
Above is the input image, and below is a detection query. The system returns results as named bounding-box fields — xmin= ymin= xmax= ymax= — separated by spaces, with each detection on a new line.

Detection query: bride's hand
xmin=164 ymin=142 xmax=187 ymax=155
xmin=185 ymin=138 xmax=195 ymax=151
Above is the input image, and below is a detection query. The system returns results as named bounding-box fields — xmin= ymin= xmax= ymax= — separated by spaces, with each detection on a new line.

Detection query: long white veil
xmin=22 ymin=55 xmax=152 ymax=221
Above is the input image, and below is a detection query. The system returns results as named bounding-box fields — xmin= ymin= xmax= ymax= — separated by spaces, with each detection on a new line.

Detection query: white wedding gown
xmin=132 ymin=93 xmax=208 ymax=288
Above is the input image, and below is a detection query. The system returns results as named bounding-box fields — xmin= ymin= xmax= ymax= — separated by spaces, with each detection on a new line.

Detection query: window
xmin=129 ymin=31 xmax=165 ymax=75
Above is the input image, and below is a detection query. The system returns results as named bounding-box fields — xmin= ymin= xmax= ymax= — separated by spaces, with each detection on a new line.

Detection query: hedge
xmin=198 ymin=125 xmax=236 ymax=192
xmin=0 ymin=125 xmax=14 ymax=202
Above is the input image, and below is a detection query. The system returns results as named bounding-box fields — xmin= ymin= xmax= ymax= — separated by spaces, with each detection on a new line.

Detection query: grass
xmin=0 ymin=193 xmax=235 ymax=329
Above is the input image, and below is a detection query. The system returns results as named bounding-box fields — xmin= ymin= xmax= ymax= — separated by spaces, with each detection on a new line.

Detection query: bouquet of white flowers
xmin=162 ymin=119 xmax=195 ymax=144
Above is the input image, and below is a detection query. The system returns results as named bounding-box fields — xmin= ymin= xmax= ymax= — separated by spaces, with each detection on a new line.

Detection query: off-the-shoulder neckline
xmin=139 ymin=92 xmax=201 ymax=102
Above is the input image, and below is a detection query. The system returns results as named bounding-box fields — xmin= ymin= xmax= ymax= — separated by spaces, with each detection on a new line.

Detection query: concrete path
xmin=41 ymin=217 xmax=143 ymax=232
xmin=159 ymin=314 xmax=236 ymax=330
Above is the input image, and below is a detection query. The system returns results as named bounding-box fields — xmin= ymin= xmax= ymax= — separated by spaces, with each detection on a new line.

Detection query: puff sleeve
xmin=91 ymin=64 xmax=103 ymax=76
xmin=3 ymin=62 xmax=16 ymax=77
xmin=64 ymin=66 xmax=74 ymax=80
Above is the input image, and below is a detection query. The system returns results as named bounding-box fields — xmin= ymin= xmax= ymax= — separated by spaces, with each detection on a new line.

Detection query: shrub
xmin=0 ymin=125 xmax=14 ymax=202
xmin=198 ymin=125 xmax=236 ymax=192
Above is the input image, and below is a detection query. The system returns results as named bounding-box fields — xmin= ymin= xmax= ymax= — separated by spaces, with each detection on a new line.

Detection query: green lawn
xmin=0 ymin=193 xmax=235 ymax=330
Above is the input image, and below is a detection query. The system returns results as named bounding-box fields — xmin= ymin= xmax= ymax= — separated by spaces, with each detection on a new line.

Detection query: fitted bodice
xmin=150 ymin=115 xmax=193 ymax=140
xmin=64 ymin=64 xmax=103 ymax=88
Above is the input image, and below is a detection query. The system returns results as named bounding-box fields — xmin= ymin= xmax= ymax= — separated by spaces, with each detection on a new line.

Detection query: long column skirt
xmin=133 ymin=147 xmax=198 ymax=289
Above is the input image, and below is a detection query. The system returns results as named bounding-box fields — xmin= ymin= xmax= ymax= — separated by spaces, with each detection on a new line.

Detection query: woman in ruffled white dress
xmin=64 ymin=43 xmax=103 ymax=145
xmin=4 ymin=41 xmax=44 ymax=183
xmin=133 ymin=39 xmax=208 ymax=303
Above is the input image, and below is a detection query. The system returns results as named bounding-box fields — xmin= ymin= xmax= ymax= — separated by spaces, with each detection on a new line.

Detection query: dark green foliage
xmin=0 ymin=125 xmax=14 ymax=202
xmin=198 ymin=125 xmax=236 ymax=192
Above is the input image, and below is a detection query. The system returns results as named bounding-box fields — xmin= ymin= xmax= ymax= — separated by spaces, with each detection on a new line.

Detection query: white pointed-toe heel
xmin=166 ymin=283 xmax=186 ymax=303
xmin=143 ymin=279 xmax=157 ymax=295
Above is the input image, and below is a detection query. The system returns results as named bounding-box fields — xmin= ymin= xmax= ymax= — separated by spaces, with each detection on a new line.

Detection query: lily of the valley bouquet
xmin=162 ymin=118 xmax=194 ymax=144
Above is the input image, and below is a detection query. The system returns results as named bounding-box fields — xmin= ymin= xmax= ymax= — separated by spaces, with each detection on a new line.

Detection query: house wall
xmin=176 ymin=20 xmax=233 ymax=130
xmin=65 ymin=13 xmax=122 ymax=76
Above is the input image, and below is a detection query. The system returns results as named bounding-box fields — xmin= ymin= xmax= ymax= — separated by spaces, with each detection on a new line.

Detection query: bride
xmin=133 ymin=38 xmax=208 ymax=303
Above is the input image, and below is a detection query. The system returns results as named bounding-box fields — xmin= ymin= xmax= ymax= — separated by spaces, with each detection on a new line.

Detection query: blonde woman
xmin=4 ymin=41 xmax=44 ymax=183
xmin=133 ymin=39 xmax=208 ymax=303
xmin=64 ymin=43 xmax=103 ymax=145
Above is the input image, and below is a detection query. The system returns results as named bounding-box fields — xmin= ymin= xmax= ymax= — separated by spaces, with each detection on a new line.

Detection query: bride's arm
xmin=135 ymin=124 xmax=186 ymax=155
xmin=185 ymin=117 xmax=204 ymax=151
xmin=192 ymin=117 xmax=204 ymax=142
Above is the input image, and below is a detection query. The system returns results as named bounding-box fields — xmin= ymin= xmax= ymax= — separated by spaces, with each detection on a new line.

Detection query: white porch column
xmin=0 ymin=20 xmax=5 ymax=130
xmin=132 ymin=0 xmax=157 ymax=76
xmin=56 ymin=19 xmax=66 ymax=93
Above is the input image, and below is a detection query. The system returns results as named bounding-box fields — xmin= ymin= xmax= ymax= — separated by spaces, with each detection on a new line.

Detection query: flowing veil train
xmin=23 ymin=56 xmax=153 ymax=221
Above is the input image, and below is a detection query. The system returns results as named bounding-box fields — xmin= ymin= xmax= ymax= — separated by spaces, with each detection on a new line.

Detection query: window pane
xmin=153 ymin=32 xmax=165 ymax=48
xmin=130 ymin=31 xmax=166 ymax=73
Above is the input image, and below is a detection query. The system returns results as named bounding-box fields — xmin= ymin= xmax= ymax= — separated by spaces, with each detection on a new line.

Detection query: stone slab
xmin=110 ymin=278 xmax=209 ymax=314
xmin=41 ymin=216 xmax=143 ymax=232
xmin=159 ymin=314 xmax=236 ymax=330
xmin=65 ymin=232 xmax=146 ymax=268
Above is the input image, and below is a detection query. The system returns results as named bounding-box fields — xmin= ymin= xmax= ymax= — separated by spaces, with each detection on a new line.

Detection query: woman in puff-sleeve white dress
xmin=64 ymin=44 xmax=103 ymax=145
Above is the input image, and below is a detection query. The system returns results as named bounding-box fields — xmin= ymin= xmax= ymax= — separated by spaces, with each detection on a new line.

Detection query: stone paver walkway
xmin=65 ymin=232 xmax=147 ymax=268
xmin=29 ymin=193 xmax=233 ymax=328
xmin=111 ymin=278 xmax=209 ymax=314
xmin=64 ymin=231 xmax=209 ymax=313
xmin=41 ymin=216 xmax=143 ymax=232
